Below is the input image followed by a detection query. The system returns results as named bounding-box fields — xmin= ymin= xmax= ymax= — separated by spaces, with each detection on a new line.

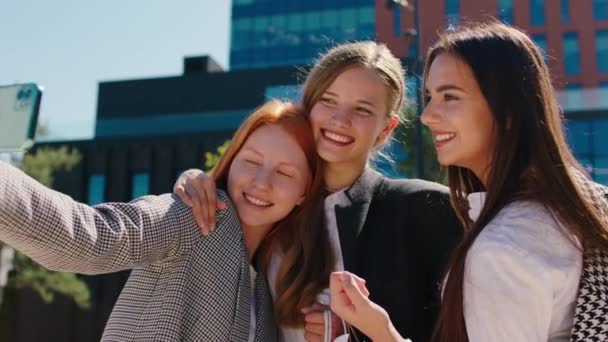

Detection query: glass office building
xmin=559 ymin=88 xmax=608 ymax=185
xmin=230 ymin=0 xmax=376 ymax=69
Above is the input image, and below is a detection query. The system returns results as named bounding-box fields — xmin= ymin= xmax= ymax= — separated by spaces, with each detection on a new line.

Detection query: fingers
xmin=303 ymin=330 xmax=324 ymax=342
xmin=340 ymin=273 xmax=368 ymax=308
xmin=304 ymin=311 xmax=325 ymax=342
xmin=301 ymin=302 xmax=327 ymax=315
xmin=204 ymin=183 xmax=217 ymax=232
xmin=189 ymin=189 xmax=208 ymax=235
xmin=174 ymin=185 xmax=193 ymax=207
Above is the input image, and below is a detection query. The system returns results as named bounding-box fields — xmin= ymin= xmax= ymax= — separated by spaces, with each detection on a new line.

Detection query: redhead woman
xmin=0 ymin=101 xmax=329 ymax=341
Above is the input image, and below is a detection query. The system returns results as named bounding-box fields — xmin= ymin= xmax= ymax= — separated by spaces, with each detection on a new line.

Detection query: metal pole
xmin=0 ymin=245 xmax=15 ymax=308
xmin=413 ymin=0 xmax=424 ymax=179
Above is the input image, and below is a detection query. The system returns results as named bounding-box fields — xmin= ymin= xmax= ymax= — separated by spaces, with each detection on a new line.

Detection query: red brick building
xmin=376 ymin=0 xmax=608 ymax=89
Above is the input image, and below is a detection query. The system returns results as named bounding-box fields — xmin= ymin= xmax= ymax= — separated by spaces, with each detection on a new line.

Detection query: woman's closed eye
xmin=321 ymin=97 xmax=337 ymax=106
xmin=443 ymin=93 xmax=459 ymax=102
xmin=356 ymin=107 xmax=373 ymax=116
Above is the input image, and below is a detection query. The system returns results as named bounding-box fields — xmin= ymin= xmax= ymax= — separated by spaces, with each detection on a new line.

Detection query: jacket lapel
xmin=253 ymin=273 xmax=277 ymax=342
xmin=228 ymin=240 xmax=252 ymax=342
xmin=335 ymin=168 xmax=383 ymax=272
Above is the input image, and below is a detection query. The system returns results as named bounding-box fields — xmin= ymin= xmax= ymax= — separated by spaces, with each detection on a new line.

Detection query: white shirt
xmin=267 ymin=189 xmax=349 ymax=342
xmin=464 ymin=193 xmax=582 ymax=342
xmin=248 ymin=265 xmax=257 ymax=342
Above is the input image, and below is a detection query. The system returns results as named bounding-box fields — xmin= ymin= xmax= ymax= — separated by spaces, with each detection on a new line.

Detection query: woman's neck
xmin=324 ymin=161 xmax=366 ymax=193
xmin=241 ymin=223 xmax=272 ymax=262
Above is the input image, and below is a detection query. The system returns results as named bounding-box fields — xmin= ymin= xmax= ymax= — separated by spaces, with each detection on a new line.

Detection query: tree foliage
xmin=204 ymin=140 xmax=231 ymax=171
xmin=396 ymin=104 xmax=446 ymax=184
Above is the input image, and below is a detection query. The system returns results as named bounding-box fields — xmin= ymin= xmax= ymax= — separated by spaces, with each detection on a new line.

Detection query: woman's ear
xmin=376 ymin=116 xmax=399 ymax=146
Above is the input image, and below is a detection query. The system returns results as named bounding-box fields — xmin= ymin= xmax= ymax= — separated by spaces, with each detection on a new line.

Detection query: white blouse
xmin=267 ymin=189 xmax=349 ymax=342
xmin=464 ymin=193 xmax=582 ymax=342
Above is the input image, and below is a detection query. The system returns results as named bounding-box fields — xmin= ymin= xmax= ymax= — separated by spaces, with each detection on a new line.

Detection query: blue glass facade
xmin=567 ymin=119 xmax=608 ymax=185
xmin=530 ymin=0 xmax=546 ymax=26
xmin=594 ymin=0 xmax=608 ymax=20
xmin=230 ymin=0 xmax=376 ymax=69
xmin=561 ymin=0 xmax=570 ymax=23
xmin=131 ymin=173 xmax=150 ymax=199
xmin=393 ymin=6 xmax=401 ymax=37
xmin=445 ymin=0 xmax=460 ymax=27
xmin=498 ymin=0 xmax=514 ymax=23
xmin=87 ymin=174 xmax=105 ymax=205
xmin=531 ymin=34 xmax=547 ymax=58
xmin=563 ymin=33 xmax=581 ymax=75
xmin=597 ymin=30 xmax=608 ymax=73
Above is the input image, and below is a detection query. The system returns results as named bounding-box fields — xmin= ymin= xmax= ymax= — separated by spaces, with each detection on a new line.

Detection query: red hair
xmin=210 ymin=100 xmax=333 ymax=327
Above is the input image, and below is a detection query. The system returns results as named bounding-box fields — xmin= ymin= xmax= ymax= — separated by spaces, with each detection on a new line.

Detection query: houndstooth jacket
xmin=570 ymin=172 xmax=608 ymax=342
xmin=0 ymin=161 xmax=277 ymax=342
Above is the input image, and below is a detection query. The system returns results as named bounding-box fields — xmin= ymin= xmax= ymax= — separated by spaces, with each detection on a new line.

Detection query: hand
xmin=329 ymin=272 xmax=404 ymax=342
xmin=173 ymin=169 xmax=226 ymax=235
xmin=302 ymin=303 xmax=343 ymax=342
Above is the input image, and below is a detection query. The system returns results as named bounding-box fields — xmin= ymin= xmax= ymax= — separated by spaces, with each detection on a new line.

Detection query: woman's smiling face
xmin=421 ymin=53 xmax=496 ymax=182
xmin=309 ymin=66 xmax=396 ymax=170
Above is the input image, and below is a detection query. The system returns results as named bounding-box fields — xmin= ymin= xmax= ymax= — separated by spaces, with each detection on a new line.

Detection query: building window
xmin=593 ymin=120 xmax=608 ymax=184
xmin=597 ymin=30 xmax=608 ymax=73
xmin=445 ymin=0 xmax=460 ymax=27
xmin=530 ymin=0 xmax=546 ymax=26
xmin=563 ymin=32 xmax=581 ymax=75
xmin=393 ymin=5 xmax=401 ymax=37
xmin=87 ymin=174 xmax=105 ymax=205
xmin=531 ymin=34 xmax=547 ymax=59
xmin=265 ymin=85 xmax=301 ymax=102
xmin=594 ymin=0 xmax=608 ymax=21
xmin=131 ymin=173 xmax=150 ymax=199
xmin=561 ymin=0 xmax=570 ymax=23
xmin=498 ymin=0 xmax=514 ymax=23
xmin=566 ymin=83 xmax=582 ymax=89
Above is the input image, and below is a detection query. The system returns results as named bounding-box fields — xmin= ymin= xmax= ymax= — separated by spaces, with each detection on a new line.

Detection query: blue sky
xmin=0 ymin=1 xmax=230 ymax=140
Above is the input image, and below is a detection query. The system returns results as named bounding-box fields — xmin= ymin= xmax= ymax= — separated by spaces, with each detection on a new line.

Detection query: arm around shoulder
xmin=0 ymin=161 xmax=198 ymax=274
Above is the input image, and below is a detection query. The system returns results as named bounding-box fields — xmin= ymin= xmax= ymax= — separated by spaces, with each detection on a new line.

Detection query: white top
xmin=248 ymin=265 xmax=257 ymax=342
xmin=267 ymin=189 xmax=348 ymax=342
xmin=464 ymin=193 xmax=582 ymax=342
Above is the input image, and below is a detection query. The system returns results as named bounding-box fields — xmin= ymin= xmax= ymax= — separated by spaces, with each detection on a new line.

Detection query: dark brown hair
xmin=210 ymin=101 xmax=333 ymax=327
xmin=423 ymin=23 xmax=608 ymax=342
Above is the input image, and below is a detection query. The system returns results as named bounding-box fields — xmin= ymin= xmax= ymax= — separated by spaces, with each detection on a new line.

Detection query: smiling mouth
xmin=321 ymin=129 xmax=355 ymax=145
xmin=243 ymin=193 xmax=273 ymax=207
xmin=434 ymin=132 xmax=456 ymax=146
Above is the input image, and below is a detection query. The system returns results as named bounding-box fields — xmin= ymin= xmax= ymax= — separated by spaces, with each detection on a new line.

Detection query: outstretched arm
xmin=0 ymin=161 xmax=198 ymax=275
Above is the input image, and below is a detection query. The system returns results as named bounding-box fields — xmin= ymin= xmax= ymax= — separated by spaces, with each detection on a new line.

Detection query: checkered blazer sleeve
xmin=0 ymin=161 xmax=199 ymax=274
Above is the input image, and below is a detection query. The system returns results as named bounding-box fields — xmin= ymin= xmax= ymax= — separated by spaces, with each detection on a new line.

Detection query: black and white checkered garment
xmin=570 ymin=172 xmax=608 ymax=342
xmin=0 ymin=161 xmax=277 ymax=342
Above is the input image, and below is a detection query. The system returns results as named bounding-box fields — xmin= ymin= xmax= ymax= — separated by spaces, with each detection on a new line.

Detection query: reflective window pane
xmin=87 ymin=174 xmax=105 ymax=205
xmin=596 ymin=30 xmax=608 ymax=73
xmin=563 ymin=32 xmax=581 ymax=75
xmin=132 ymin=173 xmax=150 ymax=199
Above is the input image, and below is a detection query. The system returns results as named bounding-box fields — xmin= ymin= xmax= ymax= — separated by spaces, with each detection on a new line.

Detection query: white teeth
xmin=323 ymin=130 xmax=353 ymax=143
xmin=435 ymin=133 xmax=456 ymax=142
xmin=244 ymin=194 xmax=272 ymax=207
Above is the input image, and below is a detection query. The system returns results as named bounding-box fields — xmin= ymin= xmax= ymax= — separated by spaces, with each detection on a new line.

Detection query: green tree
xmin=0 ymin=146 xmax=91 ymax=312
xmin=204 ymin=140 xmax=231 ymax=171
xmin=396 ymin=104 xmax=446 ymax=184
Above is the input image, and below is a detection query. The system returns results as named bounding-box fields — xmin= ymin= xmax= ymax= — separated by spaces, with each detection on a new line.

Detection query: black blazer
xmin=334 ymin=168 xmax=463 ymax=342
